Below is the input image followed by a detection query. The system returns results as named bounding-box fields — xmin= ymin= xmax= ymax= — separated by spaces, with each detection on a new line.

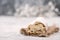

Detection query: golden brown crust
xmin=46 ymin=26 xmax=59 ymax=36
xmin=20 ymin=21 xmax=59 ymax=37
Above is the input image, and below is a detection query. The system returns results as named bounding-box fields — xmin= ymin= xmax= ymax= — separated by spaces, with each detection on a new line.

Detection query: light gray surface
xmin=0 ymin=16 xmax=60 ymax=40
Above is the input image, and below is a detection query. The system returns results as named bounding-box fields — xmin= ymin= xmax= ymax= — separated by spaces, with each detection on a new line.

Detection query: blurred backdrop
xmin=0 ymin=0 xmax=60 ymax=17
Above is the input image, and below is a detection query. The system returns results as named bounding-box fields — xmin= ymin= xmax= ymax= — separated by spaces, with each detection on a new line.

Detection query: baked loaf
xmin=20 ymin=21 xmax=59 ymax=37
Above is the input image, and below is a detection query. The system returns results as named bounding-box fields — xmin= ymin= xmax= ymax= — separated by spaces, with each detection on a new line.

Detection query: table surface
xmin=0 ymin=16 xmax=60 ymax=40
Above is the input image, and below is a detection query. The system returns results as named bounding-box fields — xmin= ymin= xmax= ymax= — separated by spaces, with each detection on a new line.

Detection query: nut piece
xmin=20 ymin=28 xmax=27 ymax=35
